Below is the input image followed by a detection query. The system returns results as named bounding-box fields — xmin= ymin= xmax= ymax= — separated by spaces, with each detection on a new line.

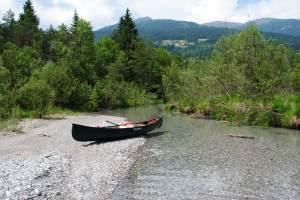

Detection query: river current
xmin=101 ymin=105 xmax=300 ymax=200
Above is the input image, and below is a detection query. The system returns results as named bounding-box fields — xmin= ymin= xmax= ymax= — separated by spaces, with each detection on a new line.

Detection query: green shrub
xmin=271 ymin=94 xmax=292 ymax=114
xmin=34 ymin=61 xmax=74 ymax=106
xmin=0 ymin=59 xmax=12 ymax=119
xmin=94 ymin=78 xmax=157 ymax=109
xmin=18 ymin=78 xmax=55 ymax=118
xmin=89 ymin=87 xmax=99 ymax=111
xmin=68 ymin=81 xmax=92 ymax=111
xmin=5 ymin=106 xmax=22 ymax=132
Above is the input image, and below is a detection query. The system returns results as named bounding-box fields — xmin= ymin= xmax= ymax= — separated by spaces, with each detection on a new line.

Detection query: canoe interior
xmin=72 ymin=116 xmax=163 ymax=142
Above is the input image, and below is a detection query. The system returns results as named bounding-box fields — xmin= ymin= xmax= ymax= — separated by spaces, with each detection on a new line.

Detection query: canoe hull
xmin=72 ymin=116 xmax=162 ymax=141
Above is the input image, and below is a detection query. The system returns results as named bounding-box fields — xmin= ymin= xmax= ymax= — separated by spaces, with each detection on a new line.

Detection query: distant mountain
xmin=201 ymin=21 xmax=243 ymax=29
xmin=202 ymin=18 xmax=300 ymax=37
xmin=94 ymin=17 xmax=300 ymax=57
xmin=94 ymin=17 xmax=228 ymax=42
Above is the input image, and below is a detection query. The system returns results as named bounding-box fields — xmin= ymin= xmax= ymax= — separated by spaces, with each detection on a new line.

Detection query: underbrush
xmin=0 ymin=106 xmax=22 ymax=132
xmin=169 ymin=94 xmax=300 ymax=129
xmin=0 ymin=106 xmax=85 ymax=132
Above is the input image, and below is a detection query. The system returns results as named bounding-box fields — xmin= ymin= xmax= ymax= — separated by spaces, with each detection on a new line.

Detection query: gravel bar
xmin=0 ymin=114 xmax=146 ymax=199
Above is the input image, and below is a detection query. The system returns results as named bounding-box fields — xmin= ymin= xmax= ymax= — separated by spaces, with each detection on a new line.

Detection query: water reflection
xmin=102 ymin=105 xmax=300 ymax=200
xmin=100 ymin=105 xmax=163 ymax=123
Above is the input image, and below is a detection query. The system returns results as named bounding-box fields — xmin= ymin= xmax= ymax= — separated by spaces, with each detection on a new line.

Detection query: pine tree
xmin=16 ymin=0 xmax=40 ymax=47
xmin=1 ymin=10 xmax=16 ymax=46
xmin=3 ymin=9 xmax=15 ymax=27
xmin=71 ymin=9 xmax=79 ymax=34
xmin=112 ymin=8 xmax=139 ymax=56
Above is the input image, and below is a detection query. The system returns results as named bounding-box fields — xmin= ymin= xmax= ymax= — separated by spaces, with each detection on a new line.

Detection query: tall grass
xmin=169 ymin=94 xmax=299 ymax=129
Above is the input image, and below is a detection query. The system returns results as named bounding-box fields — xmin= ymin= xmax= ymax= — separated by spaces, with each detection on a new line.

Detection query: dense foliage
xmin=163 ymin=24 xmax=300 ymax=128
xmin=0 ymin=2 xmax=172 ymax=119
xmin=0 ymin=1 xmax=299 ymax=129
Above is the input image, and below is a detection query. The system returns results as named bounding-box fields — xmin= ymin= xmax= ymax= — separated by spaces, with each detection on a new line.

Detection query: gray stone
xmin=5 ymin=191 xmax=11 ymax=196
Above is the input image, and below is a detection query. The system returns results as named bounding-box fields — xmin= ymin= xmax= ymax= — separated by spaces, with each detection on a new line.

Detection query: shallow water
xmin=102 ymin=105 xmax=300 ymax=200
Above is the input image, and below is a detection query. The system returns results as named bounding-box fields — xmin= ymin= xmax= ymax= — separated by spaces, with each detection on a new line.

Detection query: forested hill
xmin=94 ymin=17 xmax=227 ymax=42
xmin=202 ymin=18 xmax=300 ymax=37
xmin=94 ymin=17 xmax=300 ymax=55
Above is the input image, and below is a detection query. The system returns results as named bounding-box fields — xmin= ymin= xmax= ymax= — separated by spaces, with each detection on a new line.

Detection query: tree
xmin=0 ymin=10 xmax=16 ymax=51
xmin=2 ymin=42 xmax=39 ymax=89
xmin=2 ymin=9 xmax=15 ymax=27
xmin=112 ymin=8 xmax=139 ymax=57
xmin=131 ymin=39 xmax=156 ymax=87
xmin=95 ymin=36 xmax=119 ymax=77
xmin=48 ymin=24 xmax=72 ymax=63
xmin=69 ymin=19 xmax=96 ymax=84
xmin=40 ymin=25 xmax=58 ymax=60
xmin=16 ymin=0 xmax=40 ymax=47
xmin=209 ymin=23 xmax=298 ymax=99
xmin=108 ymin=51 xmax=128 ymax=81
xmin=71 ymin=9 xmax=79 ymax=34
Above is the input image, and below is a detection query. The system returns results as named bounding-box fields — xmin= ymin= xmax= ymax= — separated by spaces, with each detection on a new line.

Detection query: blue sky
xmin=0 ymin=0 xmax=299 ymax=30
xmin=237 ymin=0 xmax=261 ymax=8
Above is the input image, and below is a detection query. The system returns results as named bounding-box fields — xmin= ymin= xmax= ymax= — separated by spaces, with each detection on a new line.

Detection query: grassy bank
xmin=166 ymin=94 xmax=300 ymax=129
xmin=0 ymin=106 xmax=85 ymax=132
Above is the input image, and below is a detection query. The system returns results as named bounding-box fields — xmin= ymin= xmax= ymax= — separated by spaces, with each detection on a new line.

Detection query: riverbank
xmin=166 ymin=95 xmax=300 ymax=129
xmin=0 ymin=114 xmax=146 ymax=199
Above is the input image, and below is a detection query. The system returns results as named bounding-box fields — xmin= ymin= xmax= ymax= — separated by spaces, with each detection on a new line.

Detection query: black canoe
xmin=72 ymin=116 xmax=163 ymax=141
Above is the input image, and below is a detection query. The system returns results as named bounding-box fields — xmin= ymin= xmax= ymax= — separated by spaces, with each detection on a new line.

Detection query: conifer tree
xmin=2 ymin=9 xmax=15 ymax=27
xmin=112 ymin=8 xmax=139 ymax=56
xmin=71 ymin=9 xmax=79 ymax=34
xmin=1 ymin=10 xmax=16 ymax=47
xmin=16 ymin=0 xmax=40 ymax=47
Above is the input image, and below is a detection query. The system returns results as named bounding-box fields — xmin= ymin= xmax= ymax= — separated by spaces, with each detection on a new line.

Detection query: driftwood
xmin=37 ymin=133 xmax=50 ymax=137
xmin=229 ymin=134 xmax=254 ymax=139
xmin=45 ymin=153 xmax=54 ymax=158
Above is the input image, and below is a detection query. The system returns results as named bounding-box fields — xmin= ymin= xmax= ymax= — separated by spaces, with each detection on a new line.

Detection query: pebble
xmin=5 ymin=191 xmax=11 ymax=196
xmin=34 ymin=188 xmax=40 ymax=195
xmin=0 ymin=115 xmax=146 ymax=200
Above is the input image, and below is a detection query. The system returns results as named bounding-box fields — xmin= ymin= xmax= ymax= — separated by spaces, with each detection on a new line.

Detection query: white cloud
xmin=229 ymin=0 xmax=300 ymax=23
xmin=34 ymin=0 xmax=117 ymax=29
xmin=0 ymin=0 xmax=299 ymax=30
xmin=185 ymin=0 xmax=238 ymax=23
xmin=0 ymin=0 xmax=22 ymax=21
xmin=129 ymin=0 xmax=187 ymax=20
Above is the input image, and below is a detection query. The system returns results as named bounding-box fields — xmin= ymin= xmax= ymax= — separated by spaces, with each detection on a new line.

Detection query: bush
xmin=95 ymin=78 xmax=157 ymax=109
xmin=68 ymin=81 xmax=92 ymax=110
xmin=18 ymin=78 xmax=55 ymax=118
xmin=34 ymin=61 xmax=74 ymax=106
xmin=0 ymin=58 xmax=12 ymax=119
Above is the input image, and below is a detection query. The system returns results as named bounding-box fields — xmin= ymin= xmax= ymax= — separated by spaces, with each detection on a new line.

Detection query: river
xmin=101 ymin=105 xmax=300 ymax=200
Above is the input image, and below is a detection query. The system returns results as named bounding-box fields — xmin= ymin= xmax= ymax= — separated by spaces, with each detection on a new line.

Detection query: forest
xmin=0 ymin=0 xmax=299 ymax=129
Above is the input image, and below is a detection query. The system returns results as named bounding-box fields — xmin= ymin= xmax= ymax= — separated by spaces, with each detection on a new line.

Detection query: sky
xmin=0 ymin=0 xmax=299 ymax=30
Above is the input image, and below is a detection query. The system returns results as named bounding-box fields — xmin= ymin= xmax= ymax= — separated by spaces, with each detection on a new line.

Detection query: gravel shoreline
xmin=0 ymin=114 xmax=146 ymax=199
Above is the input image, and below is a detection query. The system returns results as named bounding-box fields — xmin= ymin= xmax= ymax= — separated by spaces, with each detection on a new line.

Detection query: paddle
xmin=105 ymin=120 xmax=119 ymax=126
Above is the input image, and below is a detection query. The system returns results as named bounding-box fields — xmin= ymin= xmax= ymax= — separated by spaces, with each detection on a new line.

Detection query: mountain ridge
xmin=202 ymin=18 xmax=300 ymax=36
xmin=94 ymin=17 xmax=300 ymax=56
